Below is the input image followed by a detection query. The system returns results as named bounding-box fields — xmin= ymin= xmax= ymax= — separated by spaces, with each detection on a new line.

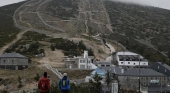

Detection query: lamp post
xmin=23 ymin=66 xmax=25 ymax=86
xmin=138 ymin=55 xmax=140 ymax=93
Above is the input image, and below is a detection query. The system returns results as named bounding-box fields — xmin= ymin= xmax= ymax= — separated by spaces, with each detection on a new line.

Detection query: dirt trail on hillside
xmin=0 ymin=30 xmax=28 ymax=55
xmin=70 ymin=37 xmax=110 ymax=61
xmin=37 ymin=47 xmax=66 ymax=68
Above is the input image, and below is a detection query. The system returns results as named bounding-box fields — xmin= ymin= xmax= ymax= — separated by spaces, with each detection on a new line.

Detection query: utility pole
xmin=138 ymin=55 xmax=140 ymax=93
xmin=161 ymin=74 xmax=162 ymax=93
xmin=117 ymin=40 xmax=118 ymax=51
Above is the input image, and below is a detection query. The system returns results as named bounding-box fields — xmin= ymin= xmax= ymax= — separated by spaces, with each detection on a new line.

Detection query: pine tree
xmin=89 ymin=73 xmax=103 ymax=93
xmin=105 ymin=70 xmax=111 ymax=88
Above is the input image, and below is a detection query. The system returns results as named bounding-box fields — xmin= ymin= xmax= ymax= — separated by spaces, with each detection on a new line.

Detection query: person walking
xmin=38 ymin=72 xmax=50 ymax=93
xmin=58 ymin=73 xmax=70 ymax=93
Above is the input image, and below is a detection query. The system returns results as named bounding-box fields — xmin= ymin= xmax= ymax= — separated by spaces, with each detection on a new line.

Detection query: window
xmin=3 ymin=60 xmax=5 ymax=62
xmin=119 ymin=59 xmax=123 ymax=61
xmin=80 ymin=65 xmax=85 ymax=69
xmin=165 ymin=69 xmax=166 ymax=72
xmin=80 ymin=60 xmax=82 ymax=63
xmin=121 ymin=62 xmax=123 ymax=64
xmin=134 ymin=63 xmax=135 ymax=65
xmin=128 ymin=62 xmax=130 ymax=64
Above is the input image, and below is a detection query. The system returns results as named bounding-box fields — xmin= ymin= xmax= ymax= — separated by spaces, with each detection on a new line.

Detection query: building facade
xmin=65 ymin=50 xmax=97 ymax=69
xmin=113 ymin=51 xmax=148 ymax=67
xmin=118 ymin=68 xmax=168 ymax=90
xmin=0 ymin=53 xmax=28 ymax=70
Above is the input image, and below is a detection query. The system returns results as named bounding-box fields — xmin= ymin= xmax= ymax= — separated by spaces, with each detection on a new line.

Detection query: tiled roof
xmin=0 ymin=53 xmax=28 ymax=58
xmin=101 ymin=66 xmax=165 ymax=77
xmin=157 ymin=62 xmax=170 ymax=70
xmin=122 ymin=68 xmax=165 ymax=76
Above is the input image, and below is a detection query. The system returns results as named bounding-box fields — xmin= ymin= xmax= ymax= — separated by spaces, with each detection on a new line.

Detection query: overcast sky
xmin=111 ymin=0 xmax=170 ymax=10
xmin=0 ymin=0 xmax=25 ymax=7
xmin=0 ymin=0 xmax=170 ymax=10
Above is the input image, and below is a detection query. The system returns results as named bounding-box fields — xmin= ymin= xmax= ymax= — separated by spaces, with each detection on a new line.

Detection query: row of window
xmin=0 ymin=65 xmax=27 ymax=70
xmin=80 ymin=60 xmax=91 ymax=63
xmin=80 ymin=59 xmax=86 ymax=63
xmin=119 ymin=59 xmax=140 ymax=61
xmin=141 ymin=83 xmax=166 ymax=86
xmin=120 ymin=62 xmax=146 ymax=65
xmin=0 ymin=61 xmax=15 ymax=64
xmin=141 ymin=77 xmax=166 ymax=80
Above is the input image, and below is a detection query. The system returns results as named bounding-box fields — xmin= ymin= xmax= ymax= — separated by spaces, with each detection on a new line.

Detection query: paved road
xmin=106 ymin=43 xmax=116 ymax=54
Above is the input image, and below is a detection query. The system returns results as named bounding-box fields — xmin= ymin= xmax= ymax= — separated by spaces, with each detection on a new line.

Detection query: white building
xmin=65 ymin=50 xmax=97 ymax=69
xmin=77 ymin=50 xmax=97 ymax=69
xmin=114 ymin=51 xmax=148 ymax=67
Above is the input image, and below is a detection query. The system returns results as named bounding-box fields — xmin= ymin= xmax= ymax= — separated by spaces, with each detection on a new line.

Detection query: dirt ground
xmin=35 ymin=36 xmax=119 ymax=69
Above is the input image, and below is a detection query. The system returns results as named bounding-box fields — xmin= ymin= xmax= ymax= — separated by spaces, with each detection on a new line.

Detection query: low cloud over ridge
xmin=111 ymin=0 xmax=170 ymax=10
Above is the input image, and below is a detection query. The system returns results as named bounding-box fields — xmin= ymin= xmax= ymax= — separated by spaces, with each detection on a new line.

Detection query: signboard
xmin=150 ymin=80 xmax=159 ymax=83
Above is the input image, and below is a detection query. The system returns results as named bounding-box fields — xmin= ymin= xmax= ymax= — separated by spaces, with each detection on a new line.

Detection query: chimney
xmin=84 ymin=50 xmax=88 ymax=58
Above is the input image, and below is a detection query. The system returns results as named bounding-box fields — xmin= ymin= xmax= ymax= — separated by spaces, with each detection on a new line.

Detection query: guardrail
xmin=45 ymin=64 xmax=62 ymax=79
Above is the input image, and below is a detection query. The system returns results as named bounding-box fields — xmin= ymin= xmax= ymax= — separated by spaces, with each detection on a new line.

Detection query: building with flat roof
xmin=113 ymin=51 xmax=148 ymax=67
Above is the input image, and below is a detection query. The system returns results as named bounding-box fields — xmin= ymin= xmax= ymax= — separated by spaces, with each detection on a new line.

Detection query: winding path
xmin=0 ymin=30 xmax=28 ymax=55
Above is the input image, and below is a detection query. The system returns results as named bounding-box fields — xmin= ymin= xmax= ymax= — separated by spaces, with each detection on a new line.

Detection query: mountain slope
xmin=104 ymin=1 xmax=170 ymax=63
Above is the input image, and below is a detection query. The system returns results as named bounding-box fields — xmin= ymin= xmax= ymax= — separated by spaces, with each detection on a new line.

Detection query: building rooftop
xmin=101 ymin=66 xmax=165 ymax=77
xmin=116 ymin=51 xmax=144 ymax=59
xmin=76 ymin=56 xmax=94 ymax=59
xmin=157 ymin=62 xmax=170 ymax=71
xmin=0 ymin=53 xmax=28 ymax=58
xmin=93 ymin=61 xmax=112 ymax=65
xmin=101 ymin=66 xmax=124 ymax=75
xmin=91 ymin=68 xmax=106 ymax=76
xmin=122 ymin=68 xmax=165 ymax=77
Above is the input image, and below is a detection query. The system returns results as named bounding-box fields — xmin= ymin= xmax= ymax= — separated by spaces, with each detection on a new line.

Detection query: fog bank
xmin=111 ymin=0 xmax=170 ymax=10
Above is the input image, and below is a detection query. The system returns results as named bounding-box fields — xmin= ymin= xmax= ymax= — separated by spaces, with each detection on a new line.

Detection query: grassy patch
xmin=0 ymin=2 xmax=26 ymax=47
xmin=59 ymin=70 xmax=93 ymax=80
